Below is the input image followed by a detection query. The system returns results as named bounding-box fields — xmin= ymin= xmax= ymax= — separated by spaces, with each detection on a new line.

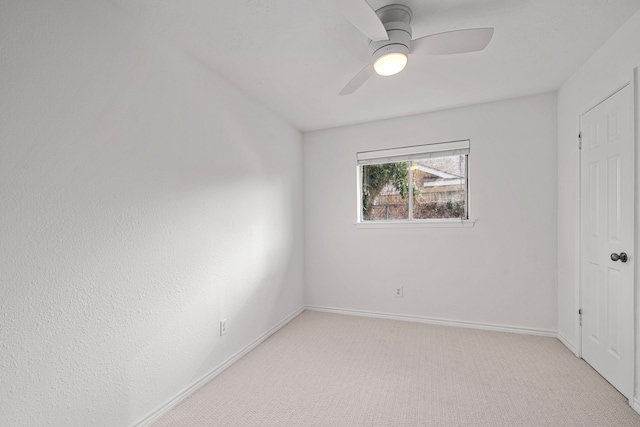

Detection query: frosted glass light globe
xmin=373 ymin=53 xmax=408 ymax=76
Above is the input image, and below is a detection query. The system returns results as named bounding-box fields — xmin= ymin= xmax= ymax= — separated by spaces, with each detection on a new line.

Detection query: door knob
xmin=610 ymin=252 xmax=628 ymax=263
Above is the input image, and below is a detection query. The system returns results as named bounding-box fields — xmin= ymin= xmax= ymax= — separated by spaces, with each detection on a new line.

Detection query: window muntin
xmin=357 ymin=141 xmax=469 ymax=223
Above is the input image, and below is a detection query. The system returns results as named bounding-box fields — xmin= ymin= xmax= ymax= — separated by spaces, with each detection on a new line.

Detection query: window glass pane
xmin=412 ymin=155 xmax=466 ymax=220
xmin=361 ymin=162 xmax=410 ymax=221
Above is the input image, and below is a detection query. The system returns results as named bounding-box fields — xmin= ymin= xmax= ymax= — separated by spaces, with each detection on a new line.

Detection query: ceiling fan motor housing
xmin=368 ymin=4 xmax=412 ymax=64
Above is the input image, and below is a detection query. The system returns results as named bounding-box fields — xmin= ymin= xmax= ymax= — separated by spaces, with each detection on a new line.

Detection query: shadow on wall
xmin=0 ymin=4 xmax=303 ymax=424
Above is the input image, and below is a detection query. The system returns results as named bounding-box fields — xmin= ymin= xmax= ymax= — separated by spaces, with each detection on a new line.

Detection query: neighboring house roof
xmin=416 ymin=157 xmax=465 ymax=188
xmin=378 ymin=155 xmax=466 ymax=195
xmin=413 ymin=164 xmax=457 ymax=179
xmin=416 ymin=157 xmax=464 ymax=178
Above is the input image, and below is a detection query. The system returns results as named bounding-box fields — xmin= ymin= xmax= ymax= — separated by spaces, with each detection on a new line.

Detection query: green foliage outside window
xmin=361 ymin=162 xmax=419 ymax=219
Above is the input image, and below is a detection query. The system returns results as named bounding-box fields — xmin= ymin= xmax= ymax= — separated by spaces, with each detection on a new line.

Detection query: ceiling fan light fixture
xmin=373 ymin=52 xmax=408 ymax=76
xmin=338 ymin=1 xmax=494 ymax=95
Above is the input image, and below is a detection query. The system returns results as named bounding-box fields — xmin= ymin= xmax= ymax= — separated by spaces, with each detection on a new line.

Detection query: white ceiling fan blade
xmin=411 ymin=28 xmax=494 ymax=55
xmin=337 ymin=0 xmax=389 ymax=42
xmin=339 ymin=64 xmax=375 ymax=96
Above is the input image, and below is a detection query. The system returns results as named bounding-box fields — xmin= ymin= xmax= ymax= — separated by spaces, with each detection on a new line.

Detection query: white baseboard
xmin=632 ymin=398 xmax=640 ymax=416
xmin=133 ymin=306 xmax=305 ymax=427
xmin=557 ymin=332 xmax=579 ymax=356
xmin=304 ymin=305 xmax=557 ymax=337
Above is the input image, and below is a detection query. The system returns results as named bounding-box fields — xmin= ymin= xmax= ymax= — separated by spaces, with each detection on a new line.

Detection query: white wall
xmin=0 ymin=1 xmax=304 ymax=425
xmin=557 ymin=9 xmax=640 ymax=402
xmin=304 ymin=93 xmax=558 ymax=333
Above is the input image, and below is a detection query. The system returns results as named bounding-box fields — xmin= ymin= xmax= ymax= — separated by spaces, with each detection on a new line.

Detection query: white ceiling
xmin=109 ymin=0 xmax=640 ymax=131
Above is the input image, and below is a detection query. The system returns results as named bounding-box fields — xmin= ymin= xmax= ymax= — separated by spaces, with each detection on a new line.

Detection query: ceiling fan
xmin=338 ymin=1 xmax=494 ymax=95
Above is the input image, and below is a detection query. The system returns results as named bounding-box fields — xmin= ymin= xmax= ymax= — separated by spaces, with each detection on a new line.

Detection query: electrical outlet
xmin=395 ymin=287 xmax=403 ymax=297
xmin=220 ymin=319 xmax=227 ymax=336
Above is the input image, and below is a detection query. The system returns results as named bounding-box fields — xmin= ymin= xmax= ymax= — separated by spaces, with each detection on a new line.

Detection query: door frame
xmin=577 ymin=70 xmax=637 ymax=404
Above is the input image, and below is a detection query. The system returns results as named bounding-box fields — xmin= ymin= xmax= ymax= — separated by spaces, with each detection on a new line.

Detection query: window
xmin=357 ymin=140 xmax=472 ymax=226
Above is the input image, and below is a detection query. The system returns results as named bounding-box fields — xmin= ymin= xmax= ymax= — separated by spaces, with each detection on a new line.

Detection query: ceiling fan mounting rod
xmin=375 ymin=4 xmax=412 ymax=26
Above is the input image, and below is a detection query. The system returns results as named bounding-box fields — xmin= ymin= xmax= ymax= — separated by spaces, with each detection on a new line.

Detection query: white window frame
xmin=356 ymin=140 xmax=475 ymax=228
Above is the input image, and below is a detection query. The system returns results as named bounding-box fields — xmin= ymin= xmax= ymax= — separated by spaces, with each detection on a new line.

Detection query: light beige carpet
xmin=154 ymin=311 xmax=640 ymax=426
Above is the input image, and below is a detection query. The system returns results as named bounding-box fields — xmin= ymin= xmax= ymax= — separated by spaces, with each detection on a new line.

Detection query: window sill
xmin=355 ymin=219 xmax=476 ymax=229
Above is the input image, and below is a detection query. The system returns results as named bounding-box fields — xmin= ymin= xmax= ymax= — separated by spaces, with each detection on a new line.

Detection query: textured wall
xmin=556 ymin=8 xmax=640 ymax=401
xmin=0 ymin=1 xmax=304 ymax=425
xmin=304 ymin=93 xmax=558 ymax=332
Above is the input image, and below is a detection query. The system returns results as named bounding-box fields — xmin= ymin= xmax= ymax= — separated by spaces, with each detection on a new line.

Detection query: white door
xmin=580 ymin=83 xmax=634 ymax=399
